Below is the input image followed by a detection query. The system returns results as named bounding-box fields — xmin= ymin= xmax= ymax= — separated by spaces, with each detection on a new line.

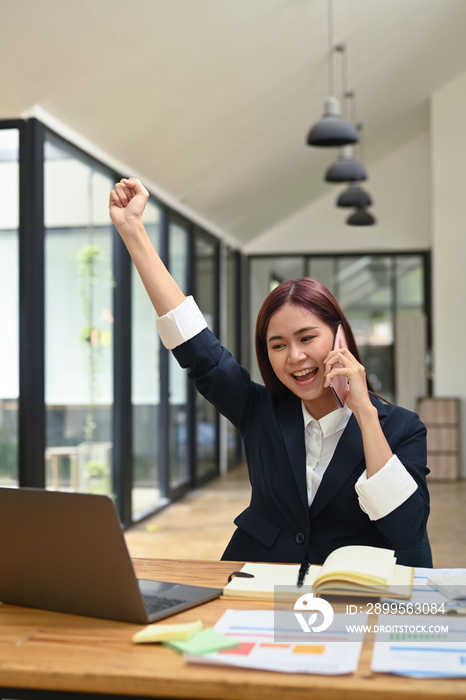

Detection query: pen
xmin=297 ymin=559 xmax=309 ymax=588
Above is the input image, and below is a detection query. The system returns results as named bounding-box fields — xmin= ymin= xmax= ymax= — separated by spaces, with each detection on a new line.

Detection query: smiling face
xmin=266 ymin=302 xmax=339 ymax=419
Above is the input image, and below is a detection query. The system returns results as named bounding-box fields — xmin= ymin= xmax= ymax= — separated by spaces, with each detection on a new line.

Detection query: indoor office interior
xmin=1 ymin=1 xmax=465 ymax=569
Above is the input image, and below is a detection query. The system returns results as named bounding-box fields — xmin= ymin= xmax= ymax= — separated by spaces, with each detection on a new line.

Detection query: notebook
xmin=0 ymin=487 xmax=222 ymax=624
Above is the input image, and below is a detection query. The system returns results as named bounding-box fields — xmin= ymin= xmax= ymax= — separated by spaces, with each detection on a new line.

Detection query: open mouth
xmin=292 ymin=367 xmax=318 ymax=382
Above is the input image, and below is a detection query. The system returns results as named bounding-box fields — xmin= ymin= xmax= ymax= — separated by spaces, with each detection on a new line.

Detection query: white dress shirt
xmin=156 ymin=296 xmax=418 ymax=521
xmin=302 ymin=403 xmax=351 ymax=505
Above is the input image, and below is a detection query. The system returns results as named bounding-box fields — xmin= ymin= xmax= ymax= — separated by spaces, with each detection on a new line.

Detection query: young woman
xmin=109 ymin=178 xmax=430 ymax=567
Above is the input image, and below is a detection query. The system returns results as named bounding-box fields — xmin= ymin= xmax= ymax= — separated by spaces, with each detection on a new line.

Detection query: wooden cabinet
xmin=416 ymin=397 xmax=460 ymax=480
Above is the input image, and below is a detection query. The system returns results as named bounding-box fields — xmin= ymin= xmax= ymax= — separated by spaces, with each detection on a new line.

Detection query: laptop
xmin=0 ymin=487 xmax=222 ymax=624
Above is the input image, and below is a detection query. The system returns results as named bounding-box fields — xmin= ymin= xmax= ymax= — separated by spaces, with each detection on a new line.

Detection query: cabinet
xmin=416 ymin=397 xmax=460 ymax=480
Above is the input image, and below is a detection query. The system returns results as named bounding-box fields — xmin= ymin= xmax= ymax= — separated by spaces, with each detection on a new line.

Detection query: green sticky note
xmin=163 ymin=628 xmax=239 ymax=655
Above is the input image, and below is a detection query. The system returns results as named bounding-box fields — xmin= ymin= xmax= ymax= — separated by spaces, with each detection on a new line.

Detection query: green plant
xmin=84 ymin=459 xmax=111 ymax=495
xmin=85 ymin=460 xmax=109 ymax=481
xmin=0 ymin=429 xmax=17 ymax=480
xmin=75 ymin=243 xmax=114 ymax=442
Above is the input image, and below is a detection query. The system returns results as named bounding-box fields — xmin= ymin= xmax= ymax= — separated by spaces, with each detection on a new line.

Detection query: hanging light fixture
xmin=306 ymin=1 xmax=359 ymax=147
xmin=330 ymin=89 xmax=375 ymax=205
xmin=324 ymin=61 xmax=367 ymax=182
xmin=346 ymin=207 xmax=376 ymax=226
xmin=343 ymin=119 xmax=375 ymax=225
xmin=336 ymin=183 xmax=372 ymax=208
xmin=325 ymin=144 xmax=368 ymax=182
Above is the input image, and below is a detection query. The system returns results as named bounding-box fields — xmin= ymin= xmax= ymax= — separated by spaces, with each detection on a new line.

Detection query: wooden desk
xmin=0 ymin=558 xmax=464 ymax=700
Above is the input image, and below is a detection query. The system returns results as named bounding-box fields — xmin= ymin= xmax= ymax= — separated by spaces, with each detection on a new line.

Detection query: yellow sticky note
xmin=132 ymin=620 xmax=203 ymax=644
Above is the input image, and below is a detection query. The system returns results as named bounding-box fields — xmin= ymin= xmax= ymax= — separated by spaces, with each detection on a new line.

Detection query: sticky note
xmin=163 ymin=628 xmax=239 ymax=655
xmin=132 ymin=620 xmax=203 ymax=643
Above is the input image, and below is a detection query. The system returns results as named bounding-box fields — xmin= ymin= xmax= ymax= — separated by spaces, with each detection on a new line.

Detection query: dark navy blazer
xmin=173 ymin=328 xmax=430 ymax=565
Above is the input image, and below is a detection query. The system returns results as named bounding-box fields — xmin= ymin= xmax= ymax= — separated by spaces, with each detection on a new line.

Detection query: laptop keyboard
xmin=142 ymin=594 xmax=187 ymax=614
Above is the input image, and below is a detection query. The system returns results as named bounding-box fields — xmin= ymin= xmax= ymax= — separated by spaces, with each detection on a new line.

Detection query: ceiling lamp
xmin=325 ymin=145 xmax=367 ymax=182
xmin=306 ymin=1 xmax=359 ymax=147
xmin=346 ymin=208 xmax=376 ymax=226
xmin=336 ymin=184 xmax=373 ymax=208
xmin=306 ymin=98 xmax=359 ymax=147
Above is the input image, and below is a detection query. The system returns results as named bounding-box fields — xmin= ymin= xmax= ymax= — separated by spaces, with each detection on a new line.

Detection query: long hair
xmin=255 ymin=277 xmax=375 ymax=401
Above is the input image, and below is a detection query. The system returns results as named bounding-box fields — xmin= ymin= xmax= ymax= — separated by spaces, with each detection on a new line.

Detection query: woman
xmin=109 ymin=178 xmax=430 ymax=566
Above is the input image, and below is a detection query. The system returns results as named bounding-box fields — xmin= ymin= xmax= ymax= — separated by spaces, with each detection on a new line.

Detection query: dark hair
xmin=255 ymin=277 xmax=375 ymax=401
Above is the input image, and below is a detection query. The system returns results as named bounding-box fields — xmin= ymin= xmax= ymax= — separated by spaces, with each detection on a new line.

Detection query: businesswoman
xmin=109 ymin=178 xmax=431 ymax=567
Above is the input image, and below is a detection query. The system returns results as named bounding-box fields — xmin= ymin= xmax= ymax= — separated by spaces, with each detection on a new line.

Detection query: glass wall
xmin=0 ymin=128 xmax=19 ymax=486
xmin=225 ymin=248 xmax=242 ymax=468
xmin=44 ymin=134 xmax=115 ymax=494
xmin=393 ymin=256 xmax=428 ymax=410
xmin=194 ymin=232 xmax=219 ymax=482
xmin=168 ymin=219 xmax=191 ymax=492
xmin=0 ymin=117 xmax=245 ymax=525
xmin=250 ymin=253 xmax=430 ymax=410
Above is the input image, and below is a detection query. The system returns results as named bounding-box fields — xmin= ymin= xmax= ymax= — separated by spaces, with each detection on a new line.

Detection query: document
xmin=371 ymin=614 xmax=466 ymax=678
xmin=184 ymin=609 xmax=367 ymax=675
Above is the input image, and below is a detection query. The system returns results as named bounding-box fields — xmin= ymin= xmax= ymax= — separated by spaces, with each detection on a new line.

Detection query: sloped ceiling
xmin=2 ymin=0 xmax=466 ymax=247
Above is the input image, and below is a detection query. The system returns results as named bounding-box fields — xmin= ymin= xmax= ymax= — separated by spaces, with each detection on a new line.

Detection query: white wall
xmin=431 ymin=69 xmax=466 ymax=476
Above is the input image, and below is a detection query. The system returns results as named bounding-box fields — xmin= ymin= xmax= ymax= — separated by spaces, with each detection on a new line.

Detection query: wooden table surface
xmin=0 ymin=558 xmax=465 ymax=700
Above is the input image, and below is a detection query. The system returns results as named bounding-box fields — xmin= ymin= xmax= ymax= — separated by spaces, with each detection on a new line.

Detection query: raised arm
xmin=109 ymin=178 xmax=186 ymax=316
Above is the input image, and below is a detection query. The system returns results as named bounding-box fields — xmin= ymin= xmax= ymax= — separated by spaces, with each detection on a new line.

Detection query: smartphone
xmin=329 ymin=324 xmax=348 ymax=408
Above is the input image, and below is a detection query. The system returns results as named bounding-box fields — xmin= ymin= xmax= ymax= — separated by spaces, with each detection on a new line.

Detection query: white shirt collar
xmin=301 ymin=401 xmax=352 ymax=437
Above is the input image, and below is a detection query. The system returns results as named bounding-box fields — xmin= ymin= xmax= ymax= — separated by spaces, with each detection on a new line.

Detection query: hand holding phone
xmin=329 ymin=324 xmax=348 ymax=408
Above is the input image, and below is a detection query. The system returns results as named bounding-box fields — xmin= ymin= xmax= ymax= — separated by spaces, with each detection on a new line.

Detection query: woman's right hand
xmin=109 ymin=178 xmax=149 ymax=232
xmin=108 ymin=178 xmax=186 ymax=316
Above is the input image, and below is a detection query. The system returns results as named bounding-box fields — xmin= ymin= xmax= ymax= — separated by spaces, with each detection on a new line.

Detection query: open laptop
xmin=0 ymin=487 xmax=222 ymax=624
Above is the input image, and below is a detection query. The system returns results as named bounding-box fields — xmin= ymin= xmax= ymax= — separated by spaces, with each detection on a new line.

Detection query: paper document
xmin=184 ymin=609 xmax=367 ymax=675
xmin=371 ymin=614 xmax=466 ymax=678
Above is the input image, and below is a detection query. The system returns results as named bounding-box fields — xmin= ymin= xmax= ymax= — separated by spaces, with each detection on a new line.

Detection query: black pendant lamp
xmin=307 ymin=98 xmax=359 ymax=147
xmin=306 ymin=1 xmax=359 ymax=148
xmin=346 ymin=208 xmax=376 ymax=226
xmin=336 ymin=184 xmax=373 ymax=208
xmin=325 ymin=145 xmax=367 ymax=182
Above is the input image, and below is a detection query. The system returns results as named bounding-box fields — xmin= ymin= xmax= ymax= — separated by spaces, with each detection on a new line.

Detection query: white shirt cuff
xmin=155 ymin=296 xmax=208 ymax=349
xmin=355 ymin=454 xmax=418 ymax=521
